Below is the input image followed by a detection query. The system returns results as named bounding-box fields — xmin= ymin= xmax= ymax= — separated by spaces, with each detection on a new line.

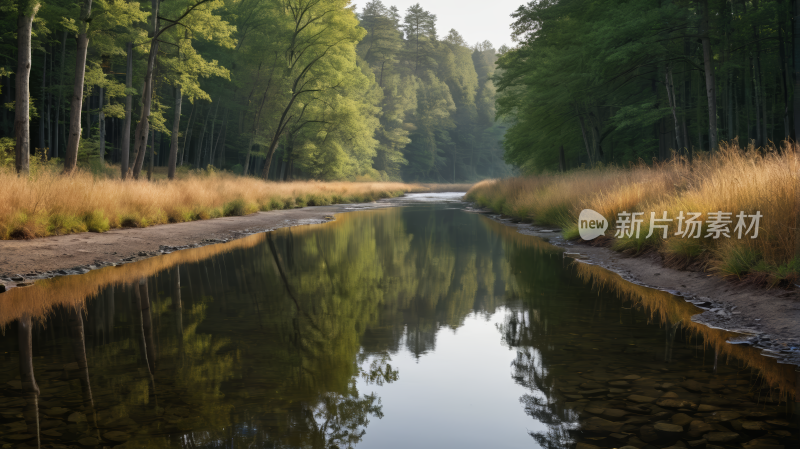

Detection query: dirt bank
xmin=0 ymin=205 xmax=353 ymax=283
xmin=0 ymin=192 xmax=466 ymax=291
xmin=467 ymin=207 xmax=800 ymax=369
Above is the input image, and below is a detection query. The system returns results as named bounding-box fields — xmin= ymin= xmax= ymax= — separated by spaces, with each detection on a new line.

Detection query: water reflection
xmin=0 ymin=205 xmax=796 ymax=449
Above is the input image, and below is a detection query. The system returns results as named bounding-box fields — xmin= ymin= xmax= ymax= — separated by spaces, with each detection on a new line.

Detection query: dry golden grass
xmin=0 ymin=167 xmax=471 ymax=240
xmin=467 ymin=142 xmax=800 ymax=284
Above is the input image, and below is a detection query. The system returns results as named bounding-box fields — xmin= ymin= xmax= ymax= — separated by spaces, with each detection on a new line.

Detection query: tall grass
xmin=0 ymin=168 xmax=447 ymax=240
xmin=466 ymin=142 xmax=800 ymax=286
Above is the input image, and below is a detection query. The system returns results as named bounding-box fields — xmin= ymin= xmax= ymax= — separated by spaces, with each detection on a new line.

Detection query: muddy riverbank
xmin=467 ymin=206 xmax=800 ymax=370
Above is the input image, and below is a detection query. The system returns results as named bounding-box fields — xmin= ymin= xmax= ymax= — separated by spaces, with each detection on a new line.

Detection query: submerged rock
xmin=705 ymin=431 xmax=740 ymax=443
xmin=672 ymin=413 xmax=694 ymax=427
xmin=584 ymin=417 xmax=624 ymax=434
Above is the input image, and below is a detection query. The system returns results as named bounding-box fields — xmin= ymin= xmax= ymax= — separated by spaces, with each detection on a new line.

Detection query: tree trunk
xmin=63 ymin=0 xmax=93 ymax=173
xmin=243 ymin=92 xmax=269 ymax=175
xmin=242 ymin=136 xmax=255 ymax=175
xmin=793 ymin=0 xmax=800 ymax=142
xmin=131 ymin=0 xmax=160 ymax=180
xmin=778 ymin=9 xmax=790 ymax=140
xmin=98 ymin=85 xmax=105 ymax=162
xmin=210 ymin=109 xmax=226 ymax=166
xmin=147 ymin=128 xmax=155 ymax=180
xmin=167 ymin=86 xmax=181 ymax=179
xmin=701 ymin=0 xmax=718 ymax=151
xmin=576 ymin=110 xmax=593 ymax=166
xmin=194 ymin=102 xmax=211 ymax=169
xmin=14 ymin=4 xmax=38 ymax=175
xmin=179 ymin=100 xmax=195 ymax=167
xmin=47 ymin=43 xmax=52 ymax=157
xmin=752 ymin=55 xmax=763 ymax=147
xmin=216 ymin=114 xmax=228 ymax=167
xmin=54 ymin=31 xmax=67 ymax=159
xmin=666 ymin=67 xmax=683 ymax=151
xmin=39 ymin=49 xmax=45 ymax=153
xmin=120 ymin=42 xmax=133 ymax=178
xmin=206 ymin=101 xmax=220 ymax=166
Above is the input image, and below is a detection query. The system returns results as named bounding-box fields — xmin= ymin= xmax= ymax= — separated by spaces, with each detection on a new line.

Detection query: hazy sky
xmin=356 ymin=0 xmax=522 ymax=50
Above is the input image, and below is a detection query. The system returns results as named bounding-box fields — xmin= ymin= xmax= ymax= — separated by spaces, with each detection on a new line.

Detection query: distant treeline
xmin=1 ymin=0 xmax=511 ymax=181
xmin=496 ymin=0 xmax=798 ymax=172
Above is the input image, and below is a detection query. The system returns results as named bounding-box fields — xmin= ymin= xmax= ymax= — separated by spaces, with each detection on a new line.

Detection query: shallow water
xmin=0 ymin=203 xmax=797 ymax=449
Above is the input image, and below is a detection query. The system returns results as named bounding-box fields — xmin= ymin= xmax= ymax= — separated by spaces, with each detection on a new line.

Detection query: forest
xmin=1 ymin=0 xmax=511 ymax=182
xmin=496 ymin=0 xmax=798 ymax=171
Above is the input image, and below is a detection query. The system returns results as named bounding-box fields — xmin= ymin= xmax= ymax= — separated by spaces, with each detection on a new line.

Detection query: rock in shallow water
xmin=704 ymin=431 xmax=740 ymax=443
xmin=584 ymin=417 xmax=624 ymax=434
xmin=741 ymin=439 xmax=784 ymax=449
xmin=628 ymin=394 xmax=657 ymax=403
xmin=672 ymin=413 xmax=694 ymax=427
xmin=655 ymin=422 xmax=684 ymax=439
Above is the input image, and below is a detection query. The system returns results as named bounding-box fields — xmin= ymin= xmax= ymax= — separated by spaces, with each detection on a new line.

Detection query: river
xmin=0 ymin=196 xmax=797 ymax=448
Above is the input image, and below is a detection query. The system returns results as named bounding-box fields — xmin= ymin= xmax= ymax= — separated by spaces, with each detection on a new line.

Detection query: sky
xmin=355 ymin=0 xmax=522 ymax=50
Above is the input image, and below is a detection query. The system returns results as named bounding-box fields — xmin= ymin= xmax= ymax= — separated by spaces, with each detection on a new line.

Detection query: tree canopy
xmin=2 ymin=0 xmax=513 ymax=181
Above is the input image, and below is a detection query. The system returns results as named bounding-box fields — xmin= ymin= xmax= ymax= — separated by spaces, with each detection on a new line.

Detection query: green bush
xmin=48 ymin=213 xmax=87 ymax=235
xmin=716 ymin=246 xmax=761 ymax=278
xmin=223 ymin=198 xmax=249 ymax=216
xmin=83 ymin=210 xmax=110 ymax=233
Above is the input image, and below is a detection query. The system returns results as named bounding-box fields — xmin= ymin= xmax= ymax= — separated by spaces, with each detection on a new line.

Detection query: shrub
xmin=83 ymin=210 xmax=110 ymax=233
xmin=223 ymin=198 xmax=250 ymax=217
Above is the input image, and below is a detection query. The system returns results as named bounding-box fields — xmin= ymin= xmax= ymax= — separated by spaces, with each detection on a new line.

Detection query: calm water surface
xmin=0 ymin=200 xmax=797 ymax=449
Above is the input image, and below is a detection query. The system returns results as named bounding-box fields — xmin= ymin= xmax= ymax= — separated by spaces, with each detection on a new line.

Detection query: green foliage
xmin=83 ymin=209 xmax=110 ymax=232
xmin=222 ymin=198 xmax=254 ymax=216
xmin=48 ymin=213 xmax=86 ymax=235
xmin=495 ymin=0 xmax=793 ymax=172
xmin=22 ymin=0 xmax=508 ymax=182
xmin=716 ymin=246 xmax=761 ymax=278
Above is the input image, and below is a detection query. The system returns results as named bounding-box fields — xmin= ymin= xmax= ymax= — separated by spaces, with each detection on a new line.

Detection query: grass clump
xmin=715 ymin=246 xmax=762 ymax=279
xmin=48 ymin=213 xmax=87 ymax=235
xmin=223 ymin=198 xmax=256 ymax=217
xmin=83 ymin=210 xmax=110 ymax=233
xmin=662 ymin=238 xmax=707 ymax=268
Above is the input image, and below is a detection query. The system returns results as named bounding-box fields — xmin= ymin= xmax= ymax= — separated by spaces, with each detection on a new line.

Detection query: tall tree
xmin=63 ymin=0 xmax=93 ymax=173
xmin=14 ymin=0 xmax=40 ymax=175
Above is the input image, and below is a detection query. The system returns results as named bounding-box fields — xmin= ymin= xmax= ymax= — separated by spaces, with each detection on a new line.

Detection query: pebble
xmin=705 ymin=431 xmax=740 ymax=443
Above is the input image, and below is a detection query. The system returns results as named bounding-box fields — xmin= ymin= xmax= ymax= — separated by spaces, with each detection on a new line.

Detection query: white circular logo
xmin=578 ymin=209 xmax=608 ymax=240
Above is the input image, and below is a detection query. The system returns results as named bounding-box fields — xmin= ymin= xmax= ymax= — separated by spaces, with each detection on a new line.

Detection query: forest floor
xmin=471 ymin=208 xmax=800 ymax=368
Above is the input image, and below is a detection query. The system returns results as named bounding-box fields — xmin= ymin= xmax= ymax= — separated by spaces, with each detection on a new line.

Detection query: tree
xmin=63 ymin=0 xmax=93 ymax=173
xmin=402 ymin=3 xmax=436 ymax=75
xmin=14 ymin=0 xmax=40 ymax=175
xmin=129 ymin=0 xmax=234 ymax=179
xmin=256 ymin=0 xmax=367 ymax=180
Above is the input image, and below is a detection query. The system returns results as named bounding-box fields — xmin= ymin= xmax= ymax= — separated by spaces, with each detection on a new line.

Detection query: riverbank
xmin=0 ymin=167 xmax=472 ymax=241
xmin=0 ymin=191 xmax=470 ymax=290
xmin=466 ymin=143 xmax=798 ymax=288
xmin=467 ymin=206 xmax=800 ymax=369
